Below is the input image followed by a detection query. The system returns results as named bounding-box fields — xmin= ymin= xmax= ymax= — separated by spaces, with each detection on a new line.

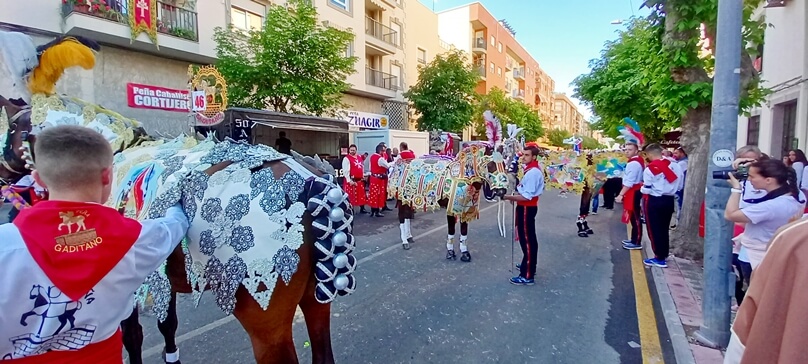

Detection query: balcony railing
xmin=63 ymin=0 xmax=199 ymax=42
xmin=365 ymin=17 xmax=398 ymax=47
xmin=505 ymin=58 xmax=514 ymax=70
xmin=473 ymin=37 xmax=486 ymax=50
xmin=366 ymin=67 xmax=398 ymax=90
xmin=474 ymin=62 xmax=486 ymax=78
xmin=512 ymin=89 xmax=525 ymax=99
xmin=513 ymin=67 xmax=525 ymax=79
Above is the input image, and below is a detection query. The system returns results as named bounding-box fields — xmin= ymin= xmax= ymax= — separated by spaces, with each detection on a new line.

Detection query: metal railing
xmin=513 ymin=67 xmax=525 ymax=79
xmin=474 ymin=62 xmax=486 ymax=78
xmin=473 ymin=37 xmax=486 ymax=49
xmin=365 ymin=17 xmax=398 ymax=47
xmin=366 ymin=67 xmax=398 ymax=90
xmin=512 ymin=89 xmax=525 ymax=98
xmin=63 ymin=0 xmax=198 ymax=42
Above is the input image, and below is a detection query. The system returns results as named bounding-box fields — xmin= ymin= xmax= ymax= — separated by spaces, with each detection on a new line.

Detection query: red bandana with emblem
xmin=13 ymin=200 xmax=142 ymax=301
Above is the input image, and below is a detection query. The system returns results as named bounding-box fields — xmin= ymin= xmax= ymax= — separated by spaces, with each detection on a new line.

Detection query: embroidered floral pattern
xmin=273 ymin=244 xmax=300 ymax=285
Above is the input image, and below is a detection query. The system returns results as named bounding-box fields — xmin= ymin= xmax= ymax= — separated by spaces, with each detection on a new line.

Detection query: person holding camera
xmin=724 ymin=158 xmax=805 ymax=282
xmin=640 ymin=144 xmax=683 ymax=268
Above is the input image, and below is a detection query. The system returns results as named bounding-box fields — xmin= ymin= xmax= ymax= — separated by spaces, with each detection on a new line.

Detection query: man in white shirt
xmin=503 ymin=146 xmax=545 ymax=285
xmin=640 ymin=144 xmax=683 ymax=268
xmin=616 ymin=142 xmax=645 ymax=250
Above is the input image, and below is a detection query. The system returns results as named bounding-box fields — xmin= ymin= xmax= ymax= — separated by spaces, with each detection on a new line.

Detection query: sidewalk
xmin=641 ymin=238 xmax=726 ymax=364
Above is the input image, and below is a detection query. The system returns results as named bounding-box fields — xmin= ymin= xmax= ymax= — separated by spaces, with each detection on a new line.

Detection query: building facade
xmin=0 ymin=0 xmax=443 ymax=138
xmin=736 ymin=1 xmax=808 ymax=158
xmin=435 ymin=2 xmax=555 ymax=140
xmin=552 ymin=92 xmax=585 ymax=136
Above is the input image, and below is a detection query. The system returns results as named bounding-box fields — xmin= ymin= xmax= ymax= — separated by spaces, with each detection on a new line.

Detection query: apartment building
xmin=403 ymin=0 xmax=445 ymax=130
xmin=736 ymin=0 xmax=808 ymax=158
xmin=436 ymin=2 xmax=555 ymax=140
xmin=553 ymin=92 xmax=585 ymax=136
xmin=0 ymin=0 xmax=442 ymax=137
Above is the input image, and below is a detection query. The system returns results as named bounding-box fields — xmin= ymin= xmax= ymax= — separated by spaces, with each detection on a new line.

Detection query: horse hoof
xmin=460 ymin=252 xmax=471 ymax=262
xmin=407 ymin=237 xmax=414 ymax=243
xmin=577 ymin=232 xmax=588 ymax=237
xmin=446 ymin=250 xmax=456 ymax=260
xmin=402 ymin=242 xmax=410 ymax=250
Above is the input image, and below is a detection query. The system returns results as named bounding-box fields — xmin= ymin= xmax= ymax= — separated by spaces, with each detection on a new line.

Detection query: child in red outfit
xmin=0 ymin=125 xmax=189 ymax=363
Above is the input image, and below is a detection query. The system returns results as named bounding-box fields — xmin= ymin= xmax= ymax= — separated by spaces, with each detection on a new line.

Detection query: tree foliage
xmin=404 ymin=49 xmax=479 ymax=133
xmin=547 ymin=129 xmax=572 ymax=148
xmin=212 ymin=0 xmax=357 ymax=116
xmin=572 ymin=0 xmax=768 ymax=259
xmin=472 ymin=87 xmax=544 ymax=142
xmin=581 ymin=136 xmax=604 ymax=150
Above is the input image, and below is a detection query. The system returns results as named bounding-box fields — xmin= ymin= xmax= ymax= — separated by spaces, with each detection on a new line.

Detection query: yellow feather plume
xmin=28 ymin=38 xmax=96 ymax=95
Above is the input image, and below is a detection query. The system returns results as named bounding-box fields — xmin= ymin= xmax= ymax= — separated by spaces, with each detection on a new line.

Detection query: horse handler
xmin=0 ymin=126 xmax=189 ymax=363
xmin=503 ymin=145 xmax=544 ymax=285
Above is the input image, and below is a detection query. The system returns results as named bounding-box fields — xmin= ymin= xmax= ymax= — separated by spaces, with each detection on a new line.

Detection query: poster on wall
xmin=129 ymin=0 xmax=158 ymax=47
xmin=126 ymin=83 xmax=190 ymax=112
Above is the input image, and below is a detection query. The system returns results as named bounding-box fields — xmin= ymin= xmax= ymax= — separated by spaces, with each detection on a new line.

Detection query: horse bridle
xmin=0 ymin=107 xmax=33 ymax=186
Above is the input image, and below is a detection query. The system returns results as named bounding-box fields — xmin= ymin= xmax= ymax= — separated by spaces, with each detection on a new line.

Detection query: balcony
xmin=472 ymin=37 xmax=487 ymax=54
xmin=365 ymin=67 xmax=398 ymax=97
xmin=474 ymin=63 xmax=486 ymax=80
xmin=513 ymin=67 xmax=525 ymax=81
xmin=505 ymin=58 xmax=514 ymax=70
xmin=512 ymin=89 xmax=525 ymax=100
xmin=61 ymin=1 xmax=211 ymax=63
xmin=365 ymin=17 xmax=398 ymax=55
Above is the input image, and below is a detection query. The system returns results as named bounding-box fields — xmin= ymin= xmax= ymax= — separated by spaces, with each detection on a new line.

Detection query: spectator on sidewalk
xmin=724 ymin=158 xmax=805 ymax=282
xmin=788 ymin=149 xmax=807 ymax=187
xmin=639 ymin=144 xmax=683 ymax=268
xmin=725 ymin=218 xmax=808 ymax=364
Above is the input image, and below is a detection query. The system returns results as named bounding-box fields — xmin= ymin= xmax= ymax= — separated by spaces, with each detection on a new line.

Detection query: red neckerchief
xmin=400 ymin=150 xmax=416 ymax=160
xmin=13 ymin=200 xmax=142 ymax=301
xmin=648 ymin=158 xmax=677 ymax=183
xmin=524 ymin=160 xmax=540 ymax=172
xmin=628 ymin=155 xmax=645 ymax=169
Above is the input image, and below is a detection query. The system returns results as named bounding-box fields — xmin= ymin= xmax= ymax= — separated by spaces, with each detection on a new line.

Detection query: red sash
xmin=7 ymin=330 xmax=123 ymax=364
xmin=648 ymin=158 xmax=677 ymax=183
xmin=13 ymin=200 xmax=142 ymax=301
xmin=621 ymin=157 xmax=645 ymax=223
xmin=400 ymin=150 xmax=416 ymax=161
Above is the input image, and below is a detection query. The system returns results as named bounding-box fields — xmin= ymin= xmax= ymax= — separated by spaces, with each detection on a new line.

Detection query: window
xmin=497 ymin=67 xmax=502 ymax=76
xmin=498 ymin=42 xmax=502 ymax=52
xmin=231 ymin=7 xmax=263 ymax=30
xmin=417 ymin=48 xmax=427 ymax=63
xmin=345 ymin=41 xmax=354 ymax=57
xmin=490 ymin=62 xmax=494 ymax=71
xmin=490 ymin=36 xmax=495 ymax=46
xmin=329 ymin=0 xmax=350 ymax=11
xmin=746 ymin=115 xmax=760 ymax=146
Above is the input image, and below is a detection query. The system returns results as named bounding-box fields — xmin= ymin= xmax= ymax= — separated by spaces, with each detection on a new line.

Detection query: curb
xmin=642 ymin=236 xmax=697 ymax=364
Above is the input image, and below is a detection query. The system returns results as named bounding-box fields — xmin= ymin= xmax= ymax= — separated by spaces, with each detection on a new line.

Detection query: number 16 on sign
xmin=191 ymin=90 xmax=207 ymax=112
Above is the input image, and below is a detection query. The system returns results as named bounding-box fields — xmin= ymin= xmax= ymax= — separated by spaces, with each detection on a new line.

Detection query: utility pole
xmin=694 ymin=0 xmax=743 ymax=349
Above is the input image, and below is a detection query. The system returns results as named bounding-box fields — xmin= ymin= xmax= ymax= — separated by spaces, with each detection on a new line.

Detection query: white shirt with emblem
xmin=0 ymin=205 xmax=188 ymax=361
xmin=622 ymin=159 xmax=644 ymax=187
xmin=640 ymin=157 xmax=684 ymax=197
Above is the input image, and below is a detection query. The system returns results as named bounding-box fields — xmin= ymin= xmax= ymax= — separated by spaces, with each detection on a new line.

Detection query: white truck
xmin=353 ymin=129 xmax=430 ymax=157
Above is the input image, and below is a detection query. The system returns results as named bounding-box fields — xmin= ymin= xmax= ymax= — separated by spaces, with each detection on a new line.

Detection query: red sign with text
xmin=126 ymin=83 xmax=189 ymax=112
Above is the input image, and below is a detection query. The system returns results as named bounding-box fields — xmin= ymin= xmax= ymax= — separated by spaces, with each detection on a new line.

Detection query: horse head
xmin=0 ymin=94 xmax=33 ymax=186
xmin=457 ymin=142 xmax=508 ymax=199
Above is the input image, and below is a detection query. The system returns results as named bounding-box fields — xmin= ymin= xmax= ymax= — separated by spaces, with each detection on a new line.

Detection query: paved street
xmin=121 ymin=192 xmax=674 ymax=363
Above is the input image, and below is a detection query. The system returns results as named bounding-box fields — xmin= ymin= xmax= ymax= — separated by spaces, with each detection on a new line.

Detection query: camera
xmin=712 ymin=164 xmax=750 ymax=180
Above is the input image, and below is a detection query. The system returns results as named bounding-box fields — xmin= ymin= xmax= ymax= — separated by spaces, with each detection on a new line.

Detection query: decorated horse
xmin=388 ymin=116 xmax=509 ymax=261
xmin=0 ymin=31 xmax=354 ymax=364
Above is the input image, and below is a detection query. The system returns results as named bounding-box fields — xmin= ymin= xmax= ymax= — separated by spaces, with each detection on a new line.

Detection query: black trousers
xmin=602 ymin=178 xmax=622 ymax=209
xmin=644 ymin=195 xmax=675 ymax=260
xmin=629 ymin=192 xmax=644 ymax=244
xmin=516 ymin=205 xmax=539 ymax=279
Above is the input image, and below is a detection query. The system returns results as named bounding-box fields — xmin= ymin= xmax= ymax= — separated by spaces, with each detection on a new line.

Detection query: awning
xmin=251 ymin=120 xmax=355 ymax=133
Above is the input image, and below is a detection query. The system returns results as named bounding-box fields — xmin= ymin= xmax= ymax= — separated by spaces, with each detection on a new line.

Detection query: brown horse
xmin=0 ymin=95 xmax=347 ymax=364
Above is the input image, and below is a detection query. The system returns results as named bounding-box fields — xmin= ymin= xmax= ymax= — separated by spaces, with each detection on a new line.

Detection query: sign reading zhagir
xmin=343 ymin=111 xmax=389 ymax=129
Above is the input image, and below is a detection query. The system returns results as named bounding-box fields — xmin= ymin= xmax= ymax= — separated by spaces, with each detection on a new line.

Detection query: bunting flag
xmin=129 ymin=0 xmax=158 ymax=47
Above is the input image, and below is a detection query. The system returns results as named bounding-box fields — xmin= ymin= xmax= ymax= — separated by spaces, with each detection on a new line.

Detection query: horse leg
xmin=446 ymin=215 xmax=457 ymax=260
xmin=157 ymin=291 xmax=181 ymax=363
xmin=299 ymin=271 xmax=334 ymax=364
xmin=459 ymin=221 xmax=471 ymax=262
xmin=121 ymin=307 xmax=144 ymax=364
xmin=398 ymin=204 xmax=411 ymax=250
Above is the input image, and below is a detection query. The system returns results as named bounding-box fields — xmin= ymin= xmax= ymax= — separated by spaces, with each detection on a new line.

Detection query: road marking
xmin=142 ymin=202 xmax=503 ymax=359
xmin=630 ymin=249 xmax=664 ymax=364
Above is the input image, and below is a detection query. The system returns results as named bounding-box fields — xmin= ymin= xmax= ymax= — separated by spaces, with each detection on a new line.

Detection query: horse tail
xmin=303 ymin=174 xmax=357 ymax=304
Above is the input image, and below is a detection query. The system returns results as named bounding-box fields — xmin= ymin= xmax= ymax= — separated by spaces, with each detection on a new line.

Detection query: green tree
xmin=581 ymin=136 xmax=603 ymax=150
xmin=473 ymin=87 xmax=544 ymax=142
xmin=212 ymin=0 xmax=357 ymax=116
xmin=573 ymin=1 xmax=768 ymax=259
xmin=404 ymin=49 xmax=479 ymax=133
xmin=547 ymin=129 xmax=573 ymax=148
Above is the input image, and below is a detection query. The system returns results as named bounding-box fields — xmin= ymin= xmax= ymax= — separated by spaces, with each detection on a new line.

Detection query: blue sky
xmin=418 ymin=0 xmax=650 ymax=119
